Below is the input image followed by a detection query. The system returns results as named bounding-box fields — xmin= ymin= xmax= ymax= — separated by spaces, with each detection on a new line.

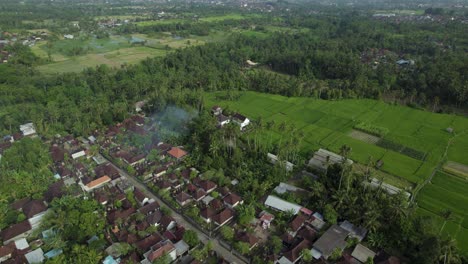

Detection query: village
xmin=0 ymin=102 xmax=404 ymax=264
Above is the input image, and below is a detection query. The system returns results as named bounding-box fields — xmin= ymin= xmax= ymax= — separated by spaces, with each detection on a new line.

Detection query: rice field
xmin=204 ymin=91 xmax=468 ymax=253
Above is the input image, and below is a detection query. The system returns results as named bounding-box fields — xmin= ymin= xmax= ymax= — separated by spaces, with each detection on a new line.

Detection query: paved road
xmin=104 ymin=159 xmax=246 ymax=264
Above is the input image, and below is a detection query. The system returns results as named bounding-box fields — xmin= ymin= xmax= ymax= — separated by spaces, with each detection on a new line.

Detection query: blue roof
xmin=103 ymin=255 xmax=118 ymax=264
xmin=45 ymin=249 xmax=63 ymax=259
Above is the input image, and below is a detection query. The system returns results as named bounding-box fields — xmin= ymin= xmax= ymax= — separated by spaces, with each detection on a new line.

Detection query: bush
xmin=354 ymin=122 xmax=388 ymax=137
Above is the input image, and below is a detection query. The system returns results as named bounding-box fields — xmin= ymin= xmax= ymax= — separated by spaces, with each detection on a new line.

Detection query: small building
xmin=167 ymin=147 xmax=188 ymax=160
xmin=340 ymin=220 xmax=368 ymax=242
xmin=307 ymin=148 xmax=353 ymax=171
xmin=200 ymin=207 xmax=216 ymax=223
xmin=198 ymin=180 xmax=217 ymax=194
xmin=277 ymin=238 xmax=311 ymax=264
xmin=134 ymin=188 xmax=150 ymax=206
xmin=351 ymin=244 xmax=376 ymax=263
xmin=258 ymin=211 xmax=274 ymax=229
xmin=312 ymin=224 xmax=349 ymax=260
xmin=264 ymin=195 xmax=301 ymax=215
xmin=212 ymin=208 xmax=234 ymax=226
xmin=0 ymin=244 xmax=14 ymax=262
xmin=174 ymin=240 xmax=190 ymax=257
xmin=217 ymin=114 xmax=230 ymax=127
xmin=232 ymin=113 xmax=250 ymax=130
xmin=143 ymin=240 xmax=176 ymax=263
xmin=25 ymin=248 xmax=44 ymax=264
xmin=19 ymin=123 xmax=37 ymax=137
xmin=211 ymin=106 xmax=223 ymax=116
xmin=0 ymin=221 xmax=32 ymax=245
xmin=63 ymin=34 xmax=74 ymax=39
xmin=84 ymin=176 xmax=111 ymax=192
xmin=176 ymin=192 xmax=192 ymax=206
xmin=71 ymin=150 xmax=86 ymax=159
xmin=223 ymin=193 xmax=243 ymax=208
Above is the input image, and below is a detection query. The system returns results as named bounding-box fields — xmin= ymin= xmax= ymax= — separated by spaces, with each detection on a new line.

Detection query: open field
xmin=204 ymin=91 xmax=468 ymax=252
xmin=444 ymin=161 xmax=468 ymax=178
xmin=33 ymin=33 xmax=205 ymax=74
xmin=204 ymin=91 xmax=468 ymax=186
xmin=417 ymin=171 xmax=468 ymax=252
xmin=36 ymin=46 xmax=166 ymax=74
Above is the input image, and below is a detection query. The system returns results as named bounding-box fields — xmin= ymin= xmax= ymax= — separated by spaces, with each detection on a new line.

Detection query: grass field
xmin=204 ymin=91 xmax=468 ymax=186
xmin=33 ymin=33 xmax=205 ymax=74
xmin=204 ymin=91 xmax=468 ymax=253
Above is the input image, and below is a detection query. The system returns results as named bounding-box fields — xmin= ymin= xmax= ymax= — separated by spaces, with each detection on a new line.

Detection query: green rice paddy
xmin=204 ymin=91 xmax=468 ymax=253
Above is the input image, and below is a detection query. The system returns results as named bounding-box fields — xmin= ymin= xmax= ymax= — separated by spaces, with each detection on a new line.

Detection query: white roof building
xmin=308 ymin=148 xmax=353 ymax=170
xmin=14 ymin=238 xmax=29 ymax=250
xmin=264 ymin=195 xmax=301 ymax=215
xmin=25 ymin=248 xmax=44 ymax=264
xmin=71 ymin=150 xmax=86 ymax=159
xmin=351 ymin=244 xmax=376 ymax=263
xmin=20 ymin=123 xmax=37 ymax=137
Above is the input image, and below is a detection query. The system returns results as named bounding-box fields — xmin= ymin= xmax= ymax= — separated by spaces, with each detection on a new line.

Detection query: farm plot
xmin=203 ymin=91 xmax=468 ymax=186
xmin=348 ymin=130 xmax=381 ymax=144
xmin=443 ymin=161 xmax=468 ymax=178
xmin=417 ymin=171 xmax=468 ymax=223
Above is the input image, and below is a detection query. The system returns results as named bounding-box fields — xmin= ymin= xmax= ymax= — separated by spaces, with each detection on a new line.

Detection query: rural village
xmin=0 ymin=102 xmax=401 ymax=264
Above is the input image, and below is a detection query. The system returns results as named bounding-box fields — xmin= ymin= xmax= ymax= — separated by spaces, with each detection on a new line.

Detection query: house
xmin=14 ymin=238 xmax=29 ymax=251
xmin=107 ymin=208 xmax=136 ymax=225
xmin=63 ymin=34 xmax=74 ymax=39
xmin=174 ymin=240 xmax=190 ymax=257
xmin=296 ymin=225 xmax=317 ymax=242
xmin=211 ymin=106 xmax=222 ymax=116
xmin=351 ymin=244 xmax=376 ymax=263
xmin=289 ymin=214 xmax=308 ymax=237
xmin=44 ymin=180 xmax=66 ymax=203
xmin=309 ymin=213 xmax=326 ymax=231
xmin=44 ymin=248 xmax=63 ymax=259
xmin=277 ymin=238 xmax=311 ymax=264
xmin=176 ymin=192 xmax=192 ymax=206
xmin=71 ymin=150 xmax=86 ymax=159
xmin=24 ymin=201 xmax=48 ymax=229
xmin=198 ymin=180 xmax=217 ymax=194
xmin=237 ymin=232 xmax=259 ymax=250
xmin=212 ymin=208 xmax=234 ymax=226
xmin=160 ymin=215 xmax=176 ymax=231
xmin=135 ymin=233 xmax=163 ymax=252
xmin=200 ymin=208 xmax=216 ymax=223
xmin=25 ymin=248 xmax=44 ymax=264
xmin=232 ymin=113 xmax=250 ymax=130
xmin=0 ymin=221 xmax=32 ymax=245
xmin=167 ymin=147 xmax=188 ymax=160
xmin=340 ymin=220 xmax=368 ymax=242
xmin=0 ymin=244 xmax=14 ymax=262
xmin=153 ymin=167 xmax=167 ymax=179
xmin=134 ymin=188 xmax=150 ymax=206
xmin=143 ymin=240 xmax=176 ymax=263
xmin=95 ymin=163 xmax=120 ymax=180
xmin=155 ymin=180 xmax=172 ymax=191
xmin=139 ymin=201 xmax=160 ymax=216
xmin=223 ymin=193 xmax=243 ymax=208
xmin=192 ymin=188 xmax=207 ymax=201
xmin=307 ymin=148 xmax=353 ymax=171
xmin=312 ymin=224 xmax=349 ymax=260
xmin=19 ymin=123 xmax=37 ymax=137
xmin=84 ymin=176 xmax=111 ymax=192
xmin=217 ymin=114 xmax=230 ymax=127
xmin=259 ymin=211 xmax=274 ymax=229
xmin=146 ymin=211 xmax=162 ymax=227
xmin=50 ymin=145 xmax=65 ymax=163
xmin=264 ymin=195 xmax=302 ymax=215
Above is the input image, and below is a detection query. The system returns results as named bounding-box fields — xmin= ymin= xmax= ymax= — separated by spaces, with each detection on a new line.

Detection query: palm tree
xmin=338 ymin=145 xmax=352 ymax=191
xmin=439 ymin=238 xmax=461 ymax=264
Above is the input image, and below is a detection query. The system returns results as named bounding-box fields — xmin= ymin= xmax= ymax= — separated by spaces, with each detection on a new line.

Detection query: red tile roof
xmin=0 ymin=221 xmax=31 ymax=242
xmin=212 ymin=208 xmax=234 ymax=226
xmin=147 ymin=241 xmax=175 ymax=262
xmin=22 ymin=200 xmax=47 ymax=219
xmin=167 ymin=147 xmax=188 ymax=159
xmin=223 ymin=193 xmax=242 ymax=206
xmin=86 ymin=176 xmax=111 ymax=189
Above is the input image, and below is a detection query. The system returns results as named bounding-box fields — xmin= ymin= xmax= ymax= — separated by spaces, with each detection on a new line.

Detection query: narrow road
xmin=104 ymin=158 xmax=246 ymax=264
